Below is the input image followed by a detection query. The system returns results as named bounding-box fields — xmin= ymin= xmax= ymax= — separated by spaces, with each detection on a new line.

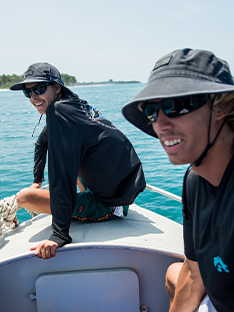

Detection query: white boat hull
xmin=0 ymin=204 xmax=184 ymax=311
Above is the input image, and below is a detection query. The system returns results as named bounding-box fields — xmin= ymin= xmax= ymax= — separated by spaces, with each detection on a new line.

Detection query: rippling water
xmin=0 ymin=83 xmax=187 ymax=224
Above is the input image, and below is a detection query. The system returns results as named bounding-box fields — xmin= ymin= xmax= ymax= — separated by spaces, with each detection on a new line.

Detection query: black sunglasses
xmin=142 ymin=95 xmax=208 ymax=122
xmin=23 ymin=82 xmax=52 ymax=98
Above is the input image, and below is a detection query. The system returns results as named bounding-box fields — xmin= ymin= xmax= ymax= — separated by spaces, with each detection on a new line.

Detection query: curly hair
xmin=208 ymin=92 xmax=234 ymax=132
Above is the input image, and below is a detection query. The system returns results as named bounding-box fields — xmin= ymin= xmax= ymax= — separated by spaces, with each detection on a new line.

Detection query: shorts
xmin=194 ymin=294 xmax=217 ymax=312
xmin=72 ymin=178 xmax=129 ymax=222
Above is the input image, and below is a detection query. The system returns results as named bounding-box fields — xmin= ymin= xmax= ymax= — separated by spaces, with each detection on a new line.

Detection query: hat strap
xmin=194 ymin=99 xmax=227 ymax=167
xmin=32 ymin=115 xmax=43 ymax=137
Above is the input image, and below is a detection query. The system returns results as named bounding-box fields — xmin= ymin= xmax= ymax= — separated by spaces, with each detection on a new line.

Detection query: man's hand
xmin=30 ymin=240 xmax=59 ymax=259
xmin=30 ymin=182 xmax=42 ymax=189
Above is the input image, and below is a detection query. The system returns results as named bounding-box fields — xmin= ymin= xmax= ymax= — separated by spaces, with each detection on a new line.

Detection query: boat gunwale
xmin=0 ymin=242 xmax=184 ymax=267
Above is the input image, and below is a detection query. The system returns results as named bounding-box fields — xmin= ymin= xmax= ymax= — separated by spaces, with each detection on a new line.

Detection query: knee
xmin=165 ymin=264 xmax=176 ymax=294
xmin=165 ymin=262 xmax=183 ymax=301
xmin=17 ymin=188 xmax=32 ymax=206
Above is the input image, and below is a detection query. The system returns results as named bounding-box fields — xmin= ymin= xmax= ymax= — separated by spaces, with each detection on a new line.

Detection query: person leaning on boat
xmin=10 ymin=62 xmax=146 ymax=259
xmin=122 ymin=49 xmax=234 ymax=311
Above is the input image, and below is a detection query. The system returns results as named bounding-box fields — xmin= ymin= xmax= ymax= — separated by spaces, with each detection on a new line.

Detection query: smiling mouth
xmin=164 ymin=139 xmax=182 ymax=147
xmin=35 ymin=102 xmax=43 ymax=107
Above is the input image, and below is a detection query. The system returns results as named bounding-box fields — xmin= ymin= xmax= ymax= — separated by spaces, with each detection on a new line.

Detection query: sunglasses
xmin=23 ymin=82 xmax=52 ymax=98
xmin=142 ymin=95 xmax=208 ymax=122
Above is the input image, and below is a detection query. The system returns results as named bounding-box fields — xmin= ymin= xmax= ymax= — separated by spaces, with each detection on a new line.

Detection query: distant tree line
xmin=0 ymin=74 xmax=24 ymax=89
xmin=75 ymin=79 xmax=140 ymax=86
xmin=0 ymin=73 xmax=77 ymax=89
xmin=0 ymin=74 xmax=140 ymax=90
xmin=60 ymin=74 xmax=77 ymax=86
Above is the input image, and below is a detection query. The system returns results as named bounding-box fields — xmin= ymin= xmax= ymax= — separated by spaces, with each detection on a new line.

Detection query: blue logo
xmin=214 ymin=256 xmax=229 ymax=273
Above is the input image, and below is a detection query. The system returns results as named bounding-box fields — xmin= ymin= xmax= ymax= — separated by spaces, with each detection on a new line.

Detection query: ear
xmin=138 ymin=101 xmax=144 ymax=112
xmin=215 ymin=108 xmax=231 ymax=121
xmin=54 ymin=83 xmax=62 ymax=95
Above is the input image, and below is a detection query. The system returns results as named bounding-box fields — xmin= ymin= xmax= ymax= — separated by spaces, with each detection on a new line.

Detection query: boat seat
xmin=35 ymin=268 xmax=140 ymax=312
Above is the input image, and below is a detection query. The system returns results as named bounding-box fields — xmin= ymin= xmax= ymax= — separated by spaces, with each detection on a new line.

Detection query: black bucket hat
xmin=10 ymin=62 xmax=76 ymax=96
xmin=122 ymin=48 xmax=234 ymax=138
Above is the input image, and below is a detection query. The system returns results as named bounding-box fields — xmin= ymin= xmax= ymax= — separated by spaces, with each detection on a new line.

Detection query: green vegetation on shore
xmin=0 ymin=74 xmax=24 ymax=89
xmin=75 ymin=79 xmax=140 ymax=86
xmin=0 ymin=74 xmax=140 ymax=90
xmin=0 ymin=73 xmax=77 ymax=89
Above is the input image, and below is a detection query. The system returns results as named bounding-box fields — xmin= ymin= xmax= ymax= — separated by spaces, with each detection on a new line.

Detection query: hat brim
xmin=10 ymin=77 xmax=52 ymax=90
xmin=122 ymin=101 xmax=157 ymax=138
xmin=122 ymin=76 xmax=234 ymax=138
xmin=11 ymin=78 xmax=77 ymax=99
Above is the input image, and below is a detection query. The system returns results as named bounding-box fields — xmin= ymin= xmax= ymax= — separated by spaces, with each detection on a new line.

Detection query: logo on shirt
xmin=214 ymin=256 xmax=229 ymax=273
xmin=90 ymin=106 xmax=105 ymax=119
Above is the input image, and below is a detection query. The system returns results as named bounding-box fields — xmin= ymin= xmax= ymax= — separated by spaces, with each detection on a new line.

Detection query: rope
xmin=0 ymin=194 xmax=37 ymax=239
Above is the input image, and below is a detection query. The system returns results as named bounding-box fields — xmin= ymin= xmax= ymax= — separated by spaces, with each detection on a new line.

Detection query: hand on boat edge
xmin=30 ymin=239 xmax=59 ymax=259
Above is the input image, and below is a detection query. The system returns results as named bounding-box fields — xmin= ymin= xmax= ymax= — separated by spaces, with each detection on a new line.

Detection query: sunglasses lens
xmin=144 ymin=105 xmax=158 ymax=122
xmin=23 ymin=83 xmax=49 ymax=98
xmin=143 ymin=99 xmax=174 ymax=121
xmin=35 ymin=84 xmax=48 ymax=95
xmin=169 ymin=97 xmax=192 ymax=117
xmin=143 ymin=96 xmax=207 ymax=121
xmin=23 ymin=89 xmax=31 ymax=98
xmin=162 ymin=99 xmax=175 ymax=115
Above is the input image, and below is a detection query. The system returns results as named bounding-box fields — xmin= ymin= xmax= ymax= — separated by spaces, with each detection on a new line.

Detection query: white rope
xmin=0 ymin=194 xmax=37 ymax=239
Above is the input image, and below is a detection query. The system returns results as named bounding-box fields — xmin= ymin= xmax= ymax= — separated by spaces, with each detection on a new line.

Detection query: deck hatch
xmin=35 ymin=268 xmax=140 ymax=311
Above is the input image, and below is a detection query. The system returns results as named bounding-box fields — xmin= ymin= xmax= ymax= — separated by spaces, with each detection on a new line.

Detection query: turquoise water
xmin=0 ymin=83 xmax=187 ymax=224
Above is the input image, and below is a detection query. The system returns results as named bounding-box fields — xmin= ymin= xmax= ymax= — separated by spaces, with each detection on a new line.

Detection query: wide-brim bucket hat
xmin=122 ymin=48 xmax=234 ymax=138
xmin=10 ymin=62 xmax=75 ymax=96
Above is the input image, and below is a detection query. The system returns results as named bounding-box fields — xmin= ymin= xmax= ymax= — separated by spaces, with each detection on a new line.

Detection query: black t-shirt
xmin=183 ymin=158 xmax=234 ymax=311
xmin=33 ymin=92 xmax=146 ymax=247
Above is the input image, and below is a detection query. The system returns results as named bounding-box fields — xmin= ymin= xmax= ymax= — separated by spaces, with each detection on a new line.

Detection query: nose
xmin=30 ymin=91 xmax=39 ymax=100
xmin=152 ymin=109 xmax=173 ymax=135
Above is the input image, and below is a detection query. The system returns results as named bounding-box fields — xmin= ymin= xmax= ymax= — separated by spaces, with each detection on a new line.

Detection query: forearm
xmin=170 ymin=258 xmax=206 ymax=312
xmin=34 ymin=126 xmax=48 ymax=183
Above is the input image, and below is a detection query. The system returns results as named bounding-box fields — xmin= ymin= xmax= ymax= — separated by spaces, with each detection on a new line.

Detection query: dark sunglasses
xmin=23 ymin=82 xmax=52 ymax=98
xmin=142 ymin=95 xmax=208 ymax=122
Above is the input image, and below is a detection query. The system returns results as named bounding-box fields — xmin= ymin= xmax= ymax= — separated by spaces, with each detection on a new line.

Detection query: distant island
xmin=75 ymin=79 xmax=140 ymax=86
xmin=0 ymin=73 xmax=140 ymax=90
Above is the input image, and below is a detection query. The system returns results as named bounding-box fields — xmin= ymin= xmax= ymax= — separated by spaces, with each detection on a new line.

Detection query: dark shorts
xmin=72 ymin=178 xmax=129 ymax=222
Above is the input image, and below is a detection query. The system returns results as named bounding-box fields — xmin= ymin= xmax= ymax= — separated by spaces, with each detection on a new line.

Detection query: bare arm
xmin=170 ymin=257 xmax=206 ymax=312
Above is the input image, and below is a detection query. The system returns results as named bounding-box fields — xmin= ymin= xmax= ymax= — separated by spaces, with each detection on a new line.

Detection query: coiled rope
xmin=0 ymin=195 xmax=37 ymax=239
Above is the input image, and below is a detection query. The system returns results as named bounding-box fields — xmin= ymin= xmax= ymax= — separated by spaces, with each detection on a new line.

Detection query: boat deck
xmin=0 ymin=203 xmax=184 ymax=262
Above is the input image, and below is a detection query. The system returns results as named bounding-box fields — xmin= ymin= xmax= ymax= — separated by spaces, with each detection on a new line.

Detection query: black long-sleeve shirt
xmin=34 ymin=125 xmax=47 ymax=183
xmin=34 ymin=92 xmax=146 ymax=246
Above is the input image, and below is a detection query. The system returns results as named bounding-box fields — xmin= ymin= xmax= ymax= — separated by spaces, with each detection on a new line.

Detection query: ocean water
xmin=0 ymin=83 xmax=187 ymax=225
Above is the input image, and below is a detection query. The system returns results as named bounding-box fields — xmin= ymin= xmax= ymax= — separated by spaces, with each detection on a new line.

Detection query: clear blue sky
xmin=1 ymin=0 xmax=233 ymax=82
